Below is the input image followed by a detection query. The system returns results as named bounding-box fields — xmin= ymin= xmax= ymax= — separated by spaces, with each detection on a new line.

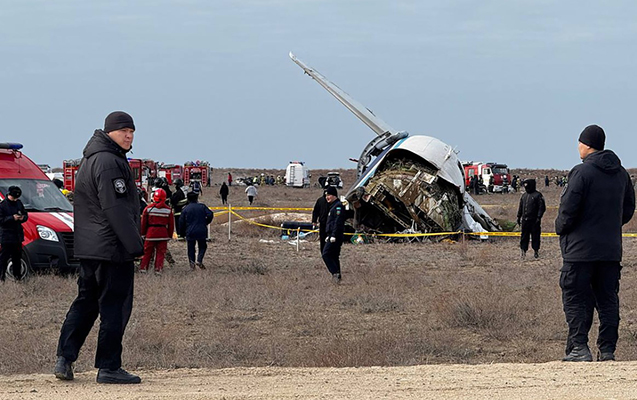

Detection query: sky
xmin=1 ymin=0 xmax=636 ymax=172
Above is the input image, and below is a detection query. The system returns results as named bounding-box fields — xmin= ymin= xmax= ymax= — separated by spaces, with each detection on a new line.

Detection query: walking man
xmin=0 ymin=186 xmax=28 ymax=281
xmin=245 ymin=184 xmax=257 ymax=205
xmin=556 ymin=124 xmax=635 ymax=362
xmin=322 ymin=187 xmax=345 ymax=283
xmin=179 ymin=191 xmax=213 ymax=270
xmin=516 ymin=178 xmax=546 ymax=259
xmin=55 ymin=111 xmax=144 ymax=384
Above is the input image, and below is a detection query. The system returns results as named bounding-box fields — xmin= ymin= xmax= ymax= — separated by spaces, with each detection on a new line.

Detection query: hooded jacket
xmin=73 ymin=130 xmax=143 ymax=262
xmin=555 ymin=149 xmax=635 ymax=262
xmin=517 ymin=179 xmax=546 ymax=225
xmin=325 ymin=199 xmax=346 ymax=242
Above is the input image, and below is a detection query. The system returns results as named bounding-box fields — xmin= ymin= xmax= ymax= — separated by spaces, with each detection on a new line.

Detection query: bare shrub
xmin=228 ymin=259 xmax=270 ymax=275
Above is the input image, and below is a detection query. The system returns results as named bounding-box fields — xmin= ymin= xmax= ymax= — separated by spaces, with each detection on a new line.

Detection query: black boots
xmin=54 ymin=356 xmax=74 ymax=380
xmin=96 ymin=368 xmax=141 ymax=384
xmin=563 ymin=345 xmax=593 ymax=362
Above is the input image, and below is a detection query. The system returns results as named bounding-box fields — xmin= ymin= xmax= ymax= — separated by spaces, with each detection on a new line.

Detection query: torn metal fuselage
xmin=289 ymin=52 xmax=501 ymax=235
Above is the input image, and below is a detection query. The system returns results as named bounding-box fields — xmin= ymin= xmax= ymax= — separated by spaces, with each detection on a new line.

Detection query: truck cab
xmin=1 ymin=143 xmax=78 ymax=279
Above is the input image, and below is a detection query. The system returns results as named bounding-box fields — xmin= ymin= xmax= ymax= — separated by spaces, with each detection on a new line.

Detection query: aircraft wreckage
xmin=290 ymin=52 xmax=500 ymax=235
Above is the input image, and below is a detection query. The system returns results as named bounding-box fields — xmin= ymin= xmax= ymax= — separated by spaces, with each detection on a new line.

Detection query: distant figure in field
xmin=227 ymin=172 xmax=233 ymax=186
xmin=245 ymin=184 xmax=257 ymax=205
xmin=219 ymin=182 xmax=229 ymax=205
xmin=516 ymin=178 xmax=546 ymax=259
xmin=544 ymin=175 xmax=550 ymax=187
xmin=555 ymin=124 xmax=635 ymax=362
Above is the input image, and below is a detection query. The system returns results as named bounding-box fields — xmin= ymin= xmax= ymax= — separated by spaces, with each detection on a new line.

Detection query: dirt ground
xmin=3 ymin=167 xmax=637 ymax=399
xmin=2 ymin=362 xmax=637 ymax=399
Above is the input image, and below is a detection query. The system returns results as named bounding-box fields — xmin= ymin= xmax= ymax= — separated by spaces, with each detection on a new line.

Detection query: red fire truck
xmin=463 ymin=161 xmax=511 ymax=193
xmin=1 ymin=143 xmax=79 ymax=279
xmin=127 ymin=158 xmax=152 ymax=199
xmin=63 ymin=158 xmax=81 ymax=192
xmin=158 ymin=163 xmax=183 ymax=185
xmin=183 ymin=161 xmax=211 ymax=187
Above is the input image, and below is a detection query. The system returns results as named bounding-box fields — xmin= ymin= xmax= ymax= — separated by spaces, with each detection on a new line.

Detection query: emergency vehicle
xmin=1 ymin=143 xmax=78 ymax=279
xmin=63 ymin=158 xmax=81 ymax=191
xmin=463 ymin=161 xmax=512 ymax=193
xmin=158 ymin=164 xmax=183 ymax=185
xmin=128 ymin=158 xmax=152 ymax=199
xmin=183 ymin=161 xmax=210 ymax=187
xmin=285 ymin=161 xmax=311 ymax=188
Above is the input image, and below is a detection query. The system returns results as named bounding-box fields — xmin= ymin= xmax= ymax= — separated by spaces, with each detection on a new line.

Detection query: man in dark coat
xmin=171 ymin=179 xmax=187 ymax=237
xmin=555 ymin=124 xmax=635 ymax=362
xmin=219 ymin=182 xmax=229 ymax=205
xmin=55 ymin=111 xmax=143 ymax=384
xmin=322 ymin=187 xmax=346 ymax=283
xmin=311 ymin=190 xmax=329 ymax=253
xmin=0 ymin=186 xmax=28 ymax=281
xmin=179 ymin=191 xmax=213 ymax=270
xmin=516 ymin=178 xmax=546 ymax=259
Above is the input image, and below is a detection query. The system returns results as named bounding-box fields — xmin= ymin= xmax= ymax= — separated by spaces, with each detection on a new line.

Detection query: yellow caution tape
xmin=209 ymin=206 xmax=313 ymax=211
xmin=226 ymin=210 xmax=637 ymax=239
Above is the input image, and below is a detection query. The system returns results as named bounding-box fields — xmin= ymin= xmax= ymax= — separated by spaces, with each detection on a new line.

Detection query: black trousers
xmin=560 ymin=261 xmax=621 ymax=355
xmin=57 ymin=259 xmax=134 ymax=369
xmin=318 ymin=225 xmax=327 ymax=254
xmin=322 ymin=240 xmax=342 ymax=276
xmin=0 ymin=242 xmax=23 ymax=281
xmin=187 ymin=238 xmax=207 ymax=264
xmin=520 ymin=220 xmax=541 ymax=252
xmin=221 ymin=195 xmax=228 ymax=205
xmin=247 ymin=195 xmax=254 ymax=205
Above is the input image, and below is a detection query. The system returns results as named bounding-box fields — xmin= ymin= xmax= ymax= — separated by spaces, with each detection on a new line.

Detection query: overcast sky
xmin=1 ymin=0 xmax=635 ymax=173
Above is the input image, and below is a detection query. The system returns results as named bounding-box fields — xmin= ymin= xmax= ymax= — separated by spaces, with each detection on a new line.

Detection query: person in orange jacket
xmin=140 ymin=188 xmax=174 ymax=275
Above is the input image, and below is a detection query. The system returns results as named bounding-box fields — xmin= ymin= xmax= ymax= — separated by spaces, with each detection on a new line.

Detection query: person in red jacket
xmin=140 ymin=189 xmax=174 ymax=275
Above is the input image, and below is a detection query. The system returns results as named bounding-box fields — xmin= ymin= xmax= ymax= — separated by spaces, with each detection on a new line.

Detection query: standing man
xmin=0 ymin=186 xmax=28 ymax=281
xmin=171 ymin=179 xmax=187 ymax=238
xmin=311 ymin=190 xmax=329 ymax=254
xmin=556 ymin=124 xmax=635 ymax=362
xmin=516 ymin=179 xmax=546 ymax=259
xmin=55 ymin=111 xmax=143 ymax=384
xmin=227 ymin=172 xmax=233 ymax=186
xmin=219 ymin=182 xmax=229 ymax=205
xmin=322 ymin=187 xmax=346 ymax=283
xmin=140 ymin=188 xmax=174 ymax=275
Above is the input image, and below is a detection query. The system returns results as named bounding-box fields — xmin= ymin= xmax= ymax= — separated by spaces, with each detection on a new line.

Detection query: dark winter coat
xmin=312 ymin=195 xmax=329 ymax=226
xmin=171 ymin=187 xmax=187 ymax=215
xmin=179 ymin=201 xmax=213 ymax=240
xmin=219 ymin=183 xmax=229 ymax=197
xmin=325 ymin=199 xmax=346 ymax=242
xmin=517 ymin=179 xmax=546 ymax=225
xmin=0 ymin=198 xmax=28 ymax=243
xmin=555 ymin=150 xmax=635 ymax=262
xmin=73 ymin=130 xmax=143 ymax=262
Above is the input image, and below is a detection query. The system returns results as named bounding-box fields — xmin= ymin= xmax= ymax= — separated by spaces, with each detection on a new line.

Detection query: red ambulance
xmin=0 ymin=143 xmax=78 ymax=278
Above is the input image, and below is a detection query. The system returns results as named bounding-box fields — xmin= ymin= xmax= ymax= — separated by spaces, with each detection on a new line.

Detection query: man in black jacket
xmin=322 ymin=187 xmax=346 ymax=283
xmin=555 ymin=124 xmax=635 ymax=362
xmin=311 ymin=190 xmax=329 ymax=253
xmin=55 ymin=111 xmax=144 ymax=384
xmin=0 ymin=186 xmax=28 ymax=281
xmin=516 ymin=179 xmax=546 ymax=259
xmin=171 ymin=179 xmax=187 ymax=237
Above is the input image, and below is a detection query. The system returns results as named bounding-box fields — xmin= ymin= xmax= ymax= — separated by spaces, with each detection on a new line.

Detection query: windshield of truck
xmin=492 ymin=167 xmax=509 ymax=175
xmin=0 ymin=179 xmax=73 ymax=212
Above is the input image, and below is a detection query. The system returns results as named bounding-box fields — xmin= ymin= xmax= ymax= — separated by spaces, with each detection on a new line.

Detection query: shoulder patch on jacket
xmin=112 ymin=178 xmax=127 ymax=197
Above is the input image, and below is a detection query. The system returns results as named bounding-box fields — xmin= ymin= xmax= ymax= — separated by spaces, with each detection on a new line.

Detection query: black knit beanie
xmin=325 ymin=186 xmax=338 ymax=197
xmin=8 ymin=186 xmax=21 ymax=198
xmin=578 ymin=125 xmax=605 ymax=150
xmin=104 ymin=111 xmax=135 ymax=133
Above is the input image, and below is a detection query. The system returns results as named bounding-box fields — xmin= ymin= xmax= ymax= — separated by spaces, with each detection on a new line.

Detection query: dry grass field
xmin=2 ymin=166 xmax=637 ymax=390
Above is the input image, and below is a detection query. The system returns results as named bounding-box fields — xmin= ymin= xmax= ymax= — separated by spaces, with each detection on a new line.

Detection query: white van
xmin=285 ymin=161 xmax=310 ymax=188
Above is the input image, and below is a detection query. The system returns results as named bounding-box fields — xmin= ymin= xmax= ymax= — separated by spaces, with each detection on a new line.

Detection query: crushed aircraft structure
xmin=289 ymin=52 xmax=500 ymax=235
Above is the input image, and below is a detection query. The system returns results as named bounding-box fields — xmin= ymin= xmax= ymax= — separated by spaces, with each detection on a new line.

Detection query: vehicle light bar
xmin=0 ymin=143 xmax=23 ymax=150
